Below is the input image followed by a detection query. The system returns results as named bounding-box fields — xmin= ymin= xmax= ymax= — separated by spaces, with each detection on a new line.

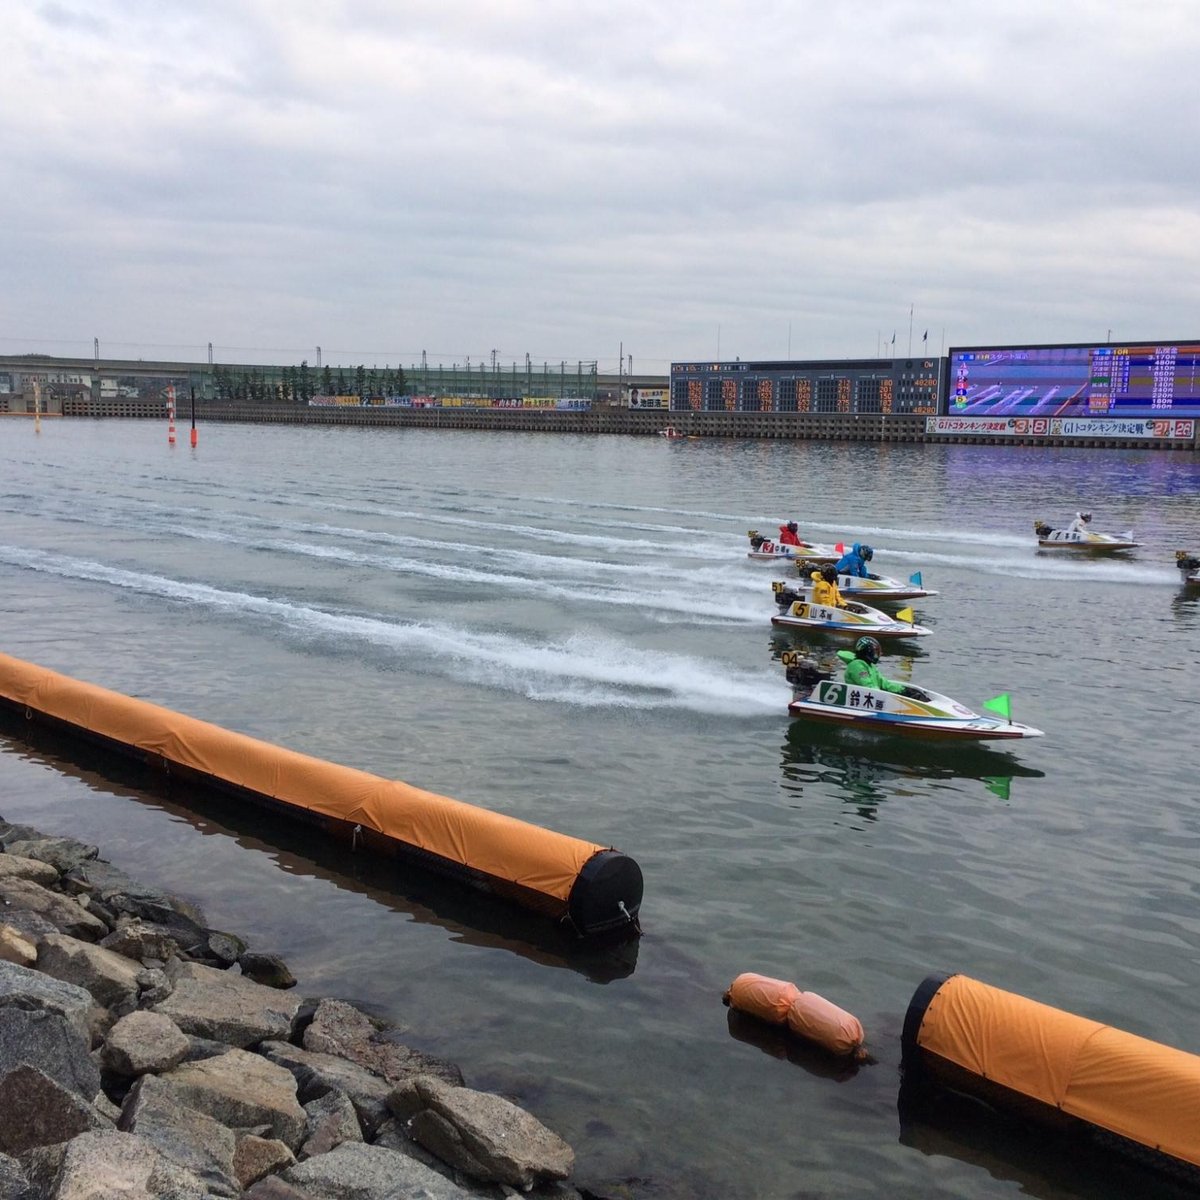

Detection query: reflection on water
xmin=724 ymin=1008 xmax=863 ymax=1084
xmin=779 ymin=721 xmax=1046 ymax=819
xmin=0 ymin=720 xmax=639 ymax=985
xmin=897 ymin=1079 xmax=1197 ymax=1200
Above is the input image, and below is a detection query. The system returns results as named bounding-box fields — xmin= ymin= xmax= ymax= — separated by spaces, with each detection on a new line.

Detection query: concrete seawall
xmin=48 ymin=398 xmax=1200 ymax=451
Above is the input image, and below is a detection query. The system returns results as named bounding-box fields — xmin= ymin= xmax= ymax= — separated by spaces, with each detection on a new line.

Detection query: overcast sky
xmin=3 ymin=1 xmax=1198 ymax=374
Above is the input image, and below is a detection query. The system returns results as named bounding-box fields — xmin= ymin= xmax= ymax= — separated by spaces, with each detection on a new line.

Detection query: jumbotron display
xmin=946 ymin=342 xmax=1200 ymax=418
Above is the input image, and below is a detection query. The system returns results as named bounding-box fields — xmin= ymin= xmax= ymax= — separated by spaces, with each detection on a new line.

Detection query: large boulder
xmin=156 ymin=1048 xmax=306 ymax=1149
xmin=0 ymin=1007 xmax=100 ymax=1100
xmin=37 ymin=932 xmax=143 ymax=1011
xmin=0 ymin=877 xmax=107 ymax=942
xmin=0 ymin=825 xmax=98 ymax=874
xmin=119 ymin=1074 xmax=240 ymax=1197
xmin=102 ymin=1010 xmax=190 ymax=1077
xmin=0 ymin=960 xmax=96 ymax=1042
xmin=100 ymin=919 xmax=181 ymax=966
xmin=389 ymin=1075 xmax=574 ymax=1190
xmin=153 ymin=961 xmax=301 ymax=1047
xmin=0 ymin=853 xmax=60 ymax=888
xmin=0 ymin=1065 xmax=109 ymax=1156
xmin=258 ymin=1041 xmax=392 ymax=1137
xmin=281 ymin=1141 xmax=478 ymax=1200
xmin=303 ymin=998 xmax=463 ymax=1087
xmin=21 ymin=1128 xmax=210 ymax=1199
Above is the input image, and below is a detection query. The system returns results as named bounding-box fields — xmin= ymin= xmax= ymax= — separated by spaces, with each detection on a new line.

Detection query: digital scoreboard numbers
xmin=947 ymin=342 xmax=1200 ymax=418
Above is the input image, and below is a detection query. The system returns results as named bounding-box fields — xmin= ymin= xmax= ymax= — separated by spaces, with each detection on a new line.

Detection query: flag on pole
xmin=908 ymin=571 xmax=923 ymax=587
xmin=922 ymin=330 xmax=928 ymax=343
xmin=891 ymin=332 xmax=896 ymax=345
xmin=896 ymin=606 xmax=915 ymax=624
xmin=982 ymin=693 xmax=1012 ymax=720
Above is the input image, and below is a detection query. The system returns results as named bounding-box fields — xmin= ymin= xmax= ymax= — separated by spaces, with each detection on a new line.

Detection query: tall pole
xmin=908 ymin=304 xmax=914 ymax=357
xmin=190 ymin=385 xmax=198 ymax=448
xmin=619 ymin=340 xmax=623 ymax=402
xmin=316 ymin=346 xmax=322 ymax=369
xmin=33 ymin=378 xmax=41 ymax=434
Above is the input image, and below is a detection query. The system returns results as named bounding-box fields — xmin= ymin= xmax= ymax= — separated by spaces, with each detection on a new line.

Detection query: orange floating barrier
xmin=0 ymin=652 xmax=642 ymax=938
xmin=724 ymin=972 xmax=866 ymax=1058
xmin=903 ymin=972 xmax=1200 ymax=1186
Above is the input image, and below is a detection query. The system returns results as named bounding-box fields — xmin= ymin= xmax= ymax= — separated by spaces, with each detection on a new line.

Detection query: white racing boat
xmin=781 ymin=651 xmax=1043 ymax=741
xmin=1177 ymin=551 xmax=1200 ymax=586
xmin=1033 ymin=519 xmax=1138 ymax=553
xmin=770 ymin=582 xmax=932 ymax=640
xmin=747 ymin=529 xmax=839 ymax=563
xmin=788 ymin=566 xmax=937 ymax=603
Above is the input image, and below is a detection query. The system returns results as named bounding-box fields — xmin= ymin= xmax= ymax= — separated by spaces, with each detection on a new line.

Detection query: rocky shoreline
xmin=0 ymin=817 xmax=620 ymax=1200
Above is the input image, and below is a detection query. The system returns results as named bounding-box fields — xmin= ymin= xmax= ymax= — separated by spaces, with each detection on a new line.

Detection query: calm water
xmin=1 ymin=419 xmax=1198 ymax=1200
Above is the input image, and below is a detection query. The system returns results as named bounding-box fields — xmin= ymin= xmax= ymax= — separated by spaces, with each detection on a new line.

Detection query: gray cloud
xmin=3 ymin=0 xmax=1199 ymax=371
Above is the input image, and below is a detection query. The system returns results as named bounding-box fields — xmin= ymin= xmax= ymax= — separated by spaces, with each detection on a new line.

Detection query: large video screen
xmin=945 ymin=342 xmax=1200 ymax=418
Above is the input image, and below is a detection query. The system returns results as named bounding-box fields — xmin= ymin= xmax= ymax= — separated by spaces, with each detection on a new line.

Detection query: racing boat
xmin=1177 ymin=551 xmax=1200 ymax=586
xmin=1033 ymin=520 xmax=1138 ymax=553
xmin=747 ymin=529 xmax=839 ymax=563
xmin=770 ymin=582 xmax=932 ymax=639
xmin=658 ymin=426 xmax=697 ymax=440
xmin=788 ymin=565 xmax=937 ymax=603
xmin=781 ymin=651 xmax=1043 ymax=741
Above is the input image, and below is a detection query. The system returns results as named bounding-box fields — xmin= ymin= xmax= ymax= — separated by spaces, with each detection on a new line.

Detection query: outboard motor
xmin=772 ymin=580 xmax=802 ymax=608
xmin=1034 ymin=520 xmax=1054 ymax=538
xmin=748 ymin=529 xmax=766 ymax=550
xmin=781 ymin=650 xmax=832 ymax=694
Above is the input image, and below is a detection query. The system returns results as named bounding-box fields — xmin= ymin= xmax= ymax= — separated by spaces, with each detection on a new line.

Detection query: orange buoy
xmin=724 ymin=972 xmax=866 ymax=1059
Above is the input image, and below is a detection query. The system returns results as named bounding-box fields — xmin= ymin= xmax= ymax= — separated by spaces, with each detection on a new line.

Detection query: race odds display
xmin=947 ymin=342 xmax=1200 ymax=418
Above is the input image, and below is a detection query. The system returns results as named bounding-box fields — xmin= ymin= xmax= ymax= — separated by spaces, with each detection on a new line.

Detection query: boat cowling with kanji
xmin=781 ymin=651 xmax=1043 ymax=741
xmin=770 ymin=582 xmax=932 ymax=639
xmin=747 ymin=530 xmax=839 ymax=563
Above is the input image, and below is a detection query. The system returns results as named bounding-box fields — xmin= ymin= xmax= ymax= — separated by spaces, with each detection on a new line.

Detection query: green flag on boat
xmin=982 ymin=693 xmax=1012 ymax=720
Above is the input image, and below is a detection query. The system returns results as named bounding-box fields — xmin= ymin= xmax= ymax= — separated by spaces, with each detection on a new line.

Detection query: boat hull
xmin=788 ymin=680 xmax=1043 ymax=741
xmin=771 ymin=598 xmax=931 ymax=639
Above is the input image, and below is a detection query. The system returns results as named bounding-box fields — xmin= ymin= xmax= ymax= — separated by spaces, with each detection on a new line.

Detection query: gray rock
xmin=181 ymin=1035 xmax=233 ymax=1064
xmin=156 ymin=1048 xmax=306 ymax=1149
xmin=0 ymin=1151 xmax=32 ymax=1200
xmin=282 ymin=1140 xmax=477 ymax=1199
xmin=119 ymin=1074 xmax=240 ymax=1197
xmin=0 ymin=877 xmax=108 ymax=942
xmin=37 ymin=932 xmax=143 ymax=1010
xmin=244 ymin=1176 xmax=317 ymax=1199
xmin=101 ymin=920 xmax=181 ymax=965
xmin=0 ymin=854 xmax=59 ymax=887
xmin=299 ymin=1089 xmax=362 ymax=1159
xmin=234 ymin=1133 xmax=295 ymax=1190
xmin=303 ymin=998 xmax=463 ymax=1087
xmin=371 ymin=1116 xmax=450 ymax=1174
xmin=258 ymin=1041 xmax=392 ymax=1137
xmin=0 ymin=909 xmax=58 ymax=944
xmin=153 ymin=961 xmax=302 ymax=1048
xmin=102 ymin=1011 xmax=190 ymax=1077
xmin=1 ymin=831 xmax=97 ymax=874
xmin=0 ymin=1064 xmax=109 ymax=1155
xmin=137 ymin=967 xmax=175 ymax=1007
xmin=0 ymin=960 xmax=96 ymax=1041
xmin=0 ymin=1007 xmax=100 ymax=1100
xmin=205 ymin=931 xmax=246 ymax=967
xmin=21 ymin=1128 xmax=211 ymax=1199
xmin=389 ymin=1076 xmax=574 ymax=1190
xmin=239 ymin=953 xmax=297 ymax=990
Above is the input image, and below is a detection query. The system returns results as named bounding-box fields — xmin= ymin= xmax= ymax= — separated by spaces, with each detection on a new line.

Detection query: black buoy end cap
xmin=568 ymin=850 xmax=643 ymax=937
